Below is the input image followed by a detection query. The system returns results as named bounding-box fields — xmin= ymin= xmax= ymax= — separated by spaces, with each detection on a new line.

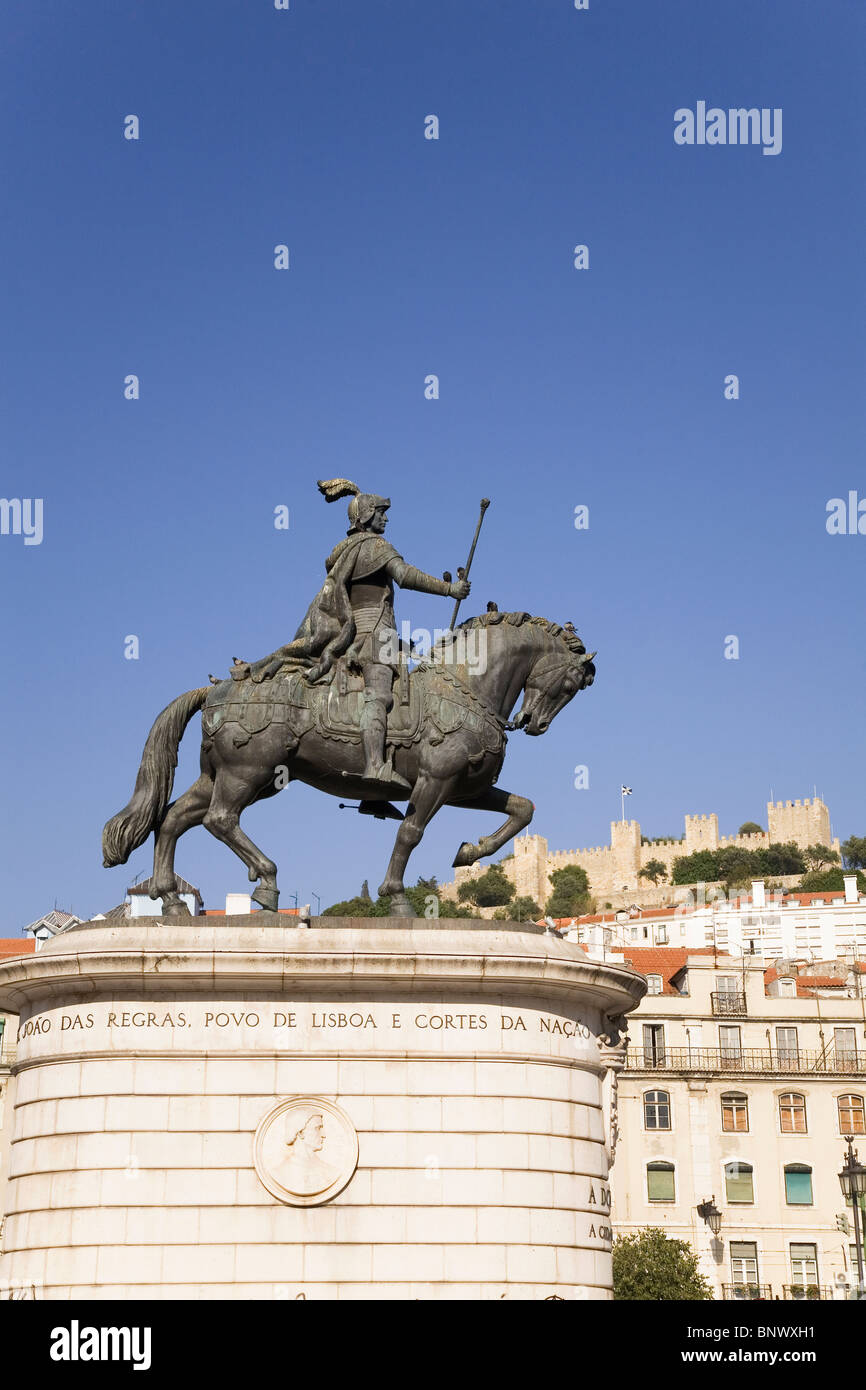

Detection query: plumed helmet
xmin=317 ymin=478 xmax=390 ymax=531
xmin=347 ymin=492 xmax=390 ymax=529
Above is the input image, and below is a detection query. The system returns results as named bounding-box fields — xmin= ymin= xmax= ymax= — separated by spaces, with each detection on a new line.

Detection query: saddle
xmin=202 ymin=658 xmax=425 ymax=748
xmin=319 ymin=661 xmax=424 ymax=746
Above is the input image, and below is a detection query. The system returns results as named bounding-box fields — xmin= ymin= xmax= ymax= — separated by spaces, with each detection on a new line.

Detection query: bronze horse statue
xmin=102 ymin=611 xmax=595 ymax=918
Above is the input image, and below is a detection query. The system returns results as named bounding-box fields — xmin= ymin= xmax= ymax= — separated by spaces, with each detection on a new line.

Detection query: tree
xmin=545 ymin=865 xmax=593 ymax=918
xmin=321 ymin=894 xmax=385 ymax=917
xmin=639 ymin=859 xmax=668 ymax=885
xmin=323 ymin=878 xmax=473 ymax=918
xmin=672 ymin=842 xmax=806 ymax=887
xmin=842 ymin=836 xmax=866 ymax=869
xmin=457 ymin=863 xmax=514 ymax=908
xmin=800 ymin=868 xmax=866 ymax=893
xmin=493 ymin=896 xmax=541 ymax=921
xmin=803 ymin=844 xmax=840 ymax=871
xmin=738 ymin=821 xmax=764 ymax=835
xmin=613 ymin=1228 xmax=713 ymax=1301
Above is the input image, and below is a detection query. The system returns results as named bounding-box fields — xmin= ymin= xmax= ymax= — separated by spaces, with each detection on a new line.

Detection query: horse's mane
xmin=429 ymin=610 xmax=588 ymax=660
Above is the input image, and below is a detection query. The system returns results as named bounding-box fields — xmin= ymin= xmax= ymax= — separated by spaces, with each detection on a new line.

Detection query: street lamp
xmin=697 ymin=1197 xmax=722 ymax=1236
xmin=839 ymin=1137 xmax=866 ymax=1294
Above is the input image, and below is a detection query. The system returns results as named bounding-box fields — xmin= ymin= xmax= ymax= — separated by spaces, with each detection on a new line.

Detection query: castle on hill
xmin=439 ymin=798 xmax=839 ymax=913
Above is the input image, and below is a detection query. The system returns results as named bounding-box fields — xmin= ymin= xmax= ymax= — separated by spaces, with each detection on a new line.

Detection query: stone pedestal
xmin=0 ymin=918 xmax=642 ymax=1300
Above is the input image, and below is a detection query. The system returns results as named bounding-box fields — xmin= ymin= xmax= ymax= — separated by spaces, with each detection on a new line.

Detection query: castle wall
xmin=438 ymin=799 xmax=838 ymax=915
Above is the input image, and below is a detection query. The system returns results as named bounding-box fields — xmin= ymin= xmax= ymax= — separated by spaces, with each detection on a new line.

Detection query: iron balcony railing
xmin=626 ymin=1047 xmax=865 ymax=1075
xmin=711 ymin=991 xmax=747 ymax=1017
xmin=0 ymin=1046 xmax=16 ymax=1068
xmin=722 ymin=1283 xmax=773 ymax=1301
xmin=782 ymin=1285 xmax=834 ymax=1301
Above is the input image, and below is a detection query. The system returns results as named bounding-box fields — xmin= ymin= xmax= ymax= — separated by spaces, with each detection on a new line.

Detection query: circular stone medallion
xmin=254 ymin=1097 xmax=359 ymax=1207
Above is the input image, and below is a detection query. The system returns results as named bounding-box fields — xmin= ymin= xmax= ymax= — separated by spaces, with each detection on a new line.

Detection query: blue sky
xmin=1 ymin=0 xmax=863 ymax=925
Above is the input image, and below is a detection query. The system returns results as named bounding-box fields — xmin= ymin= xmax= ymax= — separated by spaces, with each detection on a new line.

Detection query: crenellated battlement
xmin=440 ymin=794 xmax=838 ymax=912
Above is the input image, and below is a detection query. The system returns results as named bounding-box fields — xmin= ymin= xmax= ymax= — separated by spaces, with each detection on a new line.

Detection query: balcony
xmin=782 ymin=1285 xmax=834 ymax=1301
xmin=722 ymin=1283 xmax=773 ymax=1300
xmin=0 ymin=1046 xmax=16 ymax=1068
xmin=711 ymin=990 xmax=747 ymax=1017
xmin=626 ymin=1047 xmax=865 ymax=1075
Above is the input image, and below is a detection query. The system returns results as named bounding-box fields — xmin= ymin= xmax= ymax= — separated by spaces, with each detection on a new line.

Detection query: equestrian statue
xmin=102 ymin=480 xmax=596 ymax=919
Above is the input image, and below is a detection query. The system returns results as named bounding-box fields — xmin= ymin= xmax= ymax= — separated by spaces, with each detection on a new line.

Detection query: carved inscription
xmin=19 ymin=1007 xmax=595 ymax=1041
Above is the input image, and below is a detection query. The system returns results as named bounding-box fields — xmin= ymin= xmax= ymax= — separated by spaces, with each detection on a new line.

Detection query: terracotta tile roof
xmin=616 ymin=946 xmax=724 ymax=995
xmin=784 ymin=891 xmax=848 ymax=904
xmin=204 ymin=908 xmax=299 ymax=917
xmin=0 ymin=939 xmax=35 ymax=957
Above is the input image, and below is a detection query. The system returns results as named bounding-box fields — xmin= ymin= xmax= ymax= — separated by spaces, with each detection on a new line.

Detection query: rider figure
xmin=247 ymin=479 xmax=469 ymax=791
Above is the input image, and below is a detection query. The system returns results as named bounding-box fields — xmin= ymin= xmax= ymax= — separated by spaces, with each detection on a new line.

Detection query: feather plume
xmin=317 ymin=478 xmax=359 ymax=502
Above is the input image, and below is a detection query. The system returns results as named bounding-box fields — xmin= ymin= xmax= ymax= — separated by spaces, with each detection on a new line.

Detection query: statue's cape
xmin=291 ymin=532 xmax=403 ymax=661
xmin=324 ymin=533 xmax=402 ymax=583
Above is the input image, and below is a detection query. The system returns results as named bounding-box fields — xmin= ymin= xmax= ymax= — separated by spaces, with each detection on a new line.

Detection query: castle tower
xmin=767 ymin=798 xmax=834 ymax=850
xmin=684 ymin=814 xmax=720 ymax=856
xmin=609 ymin=820 xmax=641 ymax=893
xmin=513 ymin=834 xmax=549 ymax=907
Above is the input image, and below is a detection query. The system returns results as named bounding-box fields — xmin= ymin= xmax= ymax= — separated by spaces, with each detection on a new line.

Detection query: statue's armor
xmin=326 ymin=533 xmax=402 ymax=674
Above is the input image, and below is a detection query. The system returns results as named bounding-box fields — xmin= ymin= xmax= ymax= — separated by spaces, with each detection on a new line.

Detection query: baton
xmin=449 ymin=498 xmax=490 ymax=630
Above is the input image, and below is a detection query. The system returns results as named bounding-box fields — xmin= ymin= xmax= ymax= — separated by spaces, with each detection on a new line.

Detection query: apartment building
xmin=610 ymin=949 xmax=866 ymax=1299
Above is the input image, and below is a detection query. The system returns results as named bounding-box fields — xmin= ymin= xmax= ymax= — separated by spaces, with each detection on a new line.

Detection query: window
xmin=779 ymin=1092 xmax=807 ymax=1134
xmin=656 ymin=926 xmax=668 ymax=945
xmin=721 ymin=1092 xmax=749 ymax=1132
xmin=784 ymin=1164 xmax=813 ymax=1205
xmin=646 ymin=975 xmax=663 ymax=996
xmin=778 ymin=979 xmax=796 ymax=998
xmin=835 ymin=1028 xmax=858 ymax=1067
xmin=642 ymin=1023 xmax=665 ymax=1066
xmin=647 ymin=1161 xmax=675 ymax=1202
xmin=725 ymin=1161 xmax=754 ymax=1204
xmin=776 ymin=1026 xmax=799 ymax=1065
xmin=719 ymin=1025 xmax=742 ymax=1065
xmin=838 ymin=1094 xmax=865 ymax=1134
xmin=644 ymin=1090 xmax=671 ymax=1130
xmin=730 ymin=1241 xmax=759 ymax=1287
xmin=790 ymin=1243 xmax=818 ymax=1288
xmin=716 ymin=975 xmax=739 ymax=994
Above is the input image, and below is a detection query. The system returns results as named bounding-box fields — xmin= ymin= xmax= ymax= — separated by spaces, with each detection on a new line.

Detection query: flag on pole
xmin=620 ymin=785 xmax=633 ymax=823
xmin=622 ymin=786 xmax=632 ymax=796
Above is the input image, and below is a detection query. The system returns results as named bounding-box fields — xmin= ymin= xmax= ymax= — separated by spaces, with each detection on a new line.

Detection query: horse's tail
xmin=102 ymin=687 xmax=210 ymax=868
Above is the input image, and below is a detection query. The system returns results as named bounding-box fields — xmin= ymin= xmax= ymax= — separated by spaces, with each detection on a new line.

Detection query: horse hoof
xmin=387 ymin=893 xmax=415 ymax=919
xmin=252 ymin=884 xmax=280 ymax=912
xmin=161 ymin=899 xmax=192 ymax=919
xmin=452 ymin=842 xmax=477 ymax=868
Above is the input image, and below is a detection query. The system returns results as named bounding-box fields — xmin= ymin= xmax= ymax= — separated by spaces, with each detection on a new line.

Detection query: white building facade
xmin=611 ymin=951 xmax=866 ymax=1300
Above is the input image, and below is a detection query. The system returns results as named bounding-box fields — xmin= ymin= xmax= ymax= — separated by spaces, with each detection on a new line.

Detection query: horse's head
xmin=510 ymin=626 xmax=596 ymax=736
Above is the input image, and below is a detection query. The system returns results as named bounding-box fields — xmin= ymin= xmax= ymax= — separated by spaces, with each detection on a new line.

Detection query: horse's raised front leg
xmin=378 ymin=773 xmax=453 ymax=917
xmin=151 ymin=773 xmax=215 ymax=917
xmin=203 ymin=769 xmax=281 ymax=912
xmin=450 ymin=787 xmax=534 ymax=867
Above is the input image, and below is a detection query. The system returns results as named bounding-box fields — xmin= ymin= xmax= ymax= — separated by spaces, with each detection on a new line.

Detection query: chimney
xmin=751 ymin=880 xmax=766 ymax=909
xmin=225 ymin=893 xmax=252 ymax=915
xmin=844 ymin=874 xmax=859 ymax=905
